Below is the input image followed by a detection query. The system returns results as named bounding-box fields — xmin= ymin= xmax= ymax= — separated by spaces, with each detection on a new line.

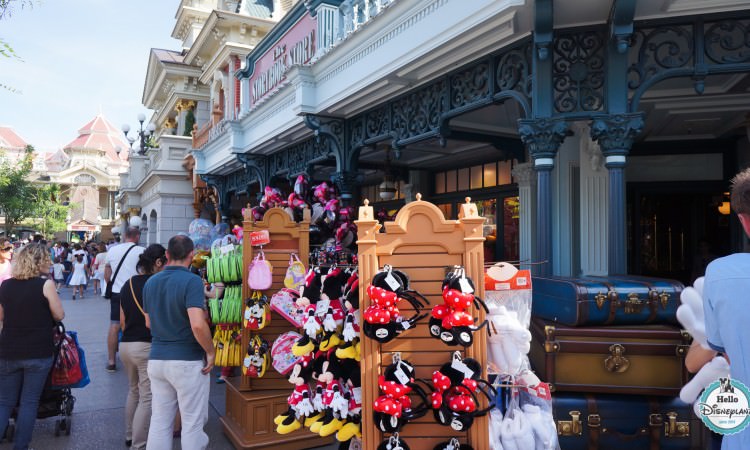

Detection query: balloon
xmin=188 ymin=218 xmax=214 ymax=251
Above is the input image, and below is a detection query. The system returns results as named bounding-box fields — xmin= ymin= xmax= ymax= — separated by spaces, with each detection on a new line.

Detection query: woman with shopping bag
xmin=0 ymin=243 xmax=65 ymax=449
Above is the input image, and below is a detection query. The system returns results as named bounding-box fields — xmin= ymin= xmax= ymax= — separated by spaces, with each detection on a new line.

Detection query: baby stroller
xmin=2 ymin=386 xmax=76 ymax=441
xmin=2 ymin=323 xmax=86 ymax=442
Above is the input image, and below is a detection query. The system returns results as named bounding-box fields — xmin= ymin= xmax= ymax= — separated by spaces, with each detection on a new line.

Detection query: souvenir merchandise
xmin=285 ymin=253 xmax=307 ymax=290
xmin=373 ymin=355 xmax=431 ymax=433
xmin=433 ymin=438 xmax=472 ymax=450
xmin=271 ymin=331 xmax=304 ymax=376
xmin=429 ymin=267 xmax=489 ymax=347
xmin=209 ymin=284 xmax=243 ymax=325
xmin=676 ymin=277 xmax=730 ymax=416
xmin=362 ymin=265 xmax=429 ymax=343
xmin=270 ymin=288 xmax=306 ymax=327
xmin=489 ymin=378 xmax=557 ymax=450
xmin=247 ymin=250 xmax=273 ymax=290
xmin=484 ymin=266 xmax=532 ymax=377
xmin=429 ymin=352 xmax=495 ymax=432
xmin=243 ymin=290 xmax=271 ymax=330
xmin=377 ymin=433 xmax=410 ymax=450
xmin=188 ymin=218 xmax=214 ymax=251
xmin=212 ymin=326 xmax=242 ymax=368
xmin=242 ymin=335 xmax=270 ymax=377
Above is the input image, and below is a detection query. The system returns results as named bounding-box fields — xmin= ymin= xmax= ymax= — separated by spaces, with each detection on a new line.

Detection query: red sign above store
xmin=248 ymin=14 xmax=316 ymax=106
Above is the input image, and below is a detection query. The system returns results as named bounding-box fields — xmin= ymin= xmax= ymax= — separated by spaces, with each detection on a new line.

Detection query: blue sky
xmin=0 ymin=0 xmax=181 ymax=151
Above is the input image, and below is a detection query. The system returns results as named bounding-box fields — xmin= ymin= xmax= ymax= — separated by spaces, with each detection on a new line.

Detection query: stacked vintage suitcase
xmin=529 ymin=275 xmax=707 ymax=449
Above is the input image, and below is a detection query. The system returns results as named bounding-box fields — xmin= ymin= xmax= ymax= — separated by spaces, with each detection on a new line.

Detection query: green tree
xmin=25 ymin=183 xmax=71 ymax=237
xmin=0 ymin=145 xmax=39 ymax=235
xmin=0 ymin=0 xmax=36 ymax=92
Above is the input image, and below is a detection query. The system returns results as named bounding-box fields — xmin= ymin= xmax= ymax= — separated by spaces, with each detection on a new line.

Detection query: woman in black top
xmin=119 ymin=244 xmax=166 ymax=450
xmin=0 ymin=243 xmax=65 ymax=449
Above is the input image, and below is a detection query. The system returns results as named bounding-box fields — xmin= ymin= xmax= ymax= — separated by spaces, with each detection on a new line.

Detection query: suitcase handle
xmin=604 ymin=344 xmax=630 ymax=373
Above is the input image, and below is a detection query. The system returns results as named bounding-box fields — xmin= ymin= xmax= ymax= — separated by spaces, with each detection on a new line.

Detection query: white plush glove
xmin=500 ymin=415 xmax=520 ymax=450
xmin=297 ymin=396 xmax=314 ymax=417
xmin=488 ymin=306 xmax=532 ymax=375
xmin=323 ymin=310 xmax=337 ymax=333
xmin=489 ymin=410 xmax=505 ymax=450
xmin=510 ymin=410 xmax=536 ymax=450
xmin=331 ymin=391 xmax=349 ymax=418
xmin=681 ymin=355 xmax=730 ymax=404
xmin=522 ymin=404 xmax=557 ymax=450
xmin=313 ymin=388 xmax=325 ymax=412
xmin=677 ymin=278 xmax=709 ymax=349
xmin=304 ymin=314 xmax=321 ymax=338
xmin=342 ymin=317 xmax=357 ymax=342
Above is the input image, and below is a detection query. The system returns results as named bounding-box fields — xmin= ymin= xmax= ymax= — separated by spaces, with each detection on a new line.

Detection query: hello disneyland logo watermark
xmin=699 ymin=377 xmax=750 ymax=434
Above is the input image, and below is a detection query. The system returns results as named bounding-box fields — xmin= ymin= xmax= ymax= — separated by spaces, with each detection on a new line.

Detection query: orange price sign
xmin=250 ymin=230 xmax=270 ymax=246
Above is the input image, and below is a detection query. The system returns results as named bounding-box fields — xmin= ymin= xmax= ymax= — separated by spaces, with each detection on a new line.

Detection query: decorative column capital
xmin=590 ymin=113 xmax=644 ymax=167
xmin=518 ymin=118 xmax=569 ymax=169
xmin=330 ymin=170 xmax=359 ymax=202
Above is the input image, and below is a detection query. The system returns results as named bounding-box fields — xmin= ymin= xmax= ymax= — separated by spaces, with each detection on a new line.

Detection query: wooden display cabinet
xmin=356 ymin=196 xmax=488 ymax=450
xmin=221 ymin=207 xmax=330 ymax=450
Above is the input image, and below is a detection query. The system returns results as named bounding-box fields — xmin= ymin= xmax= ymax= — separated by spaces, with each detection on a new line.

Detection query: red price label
xmin=250 ymin=230 xmax=270 ymax=246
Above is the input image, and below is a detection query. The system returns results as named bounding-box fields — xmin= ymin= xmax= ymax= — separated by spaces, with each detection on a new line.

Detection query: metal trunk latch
xmin=659 ymin=291 xmax=670 ymax=309
xmin=665 ymin=412 xmax=690 ymax=438
xmin=623 ymin=293 xmax=645 ymax=314
xmin=557 ymin=411 xmax=582 ymax=436
xmin=595 ymin=292 xmax=607 ymax=309
xmin=604 ymin=344 xmax=630 ymax=373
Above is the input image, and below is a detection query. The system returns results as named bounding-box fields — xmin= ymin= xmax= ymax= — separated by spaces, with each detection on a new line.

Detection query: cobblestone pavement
xmin=0 ymin=284 xmax=336 ymax=450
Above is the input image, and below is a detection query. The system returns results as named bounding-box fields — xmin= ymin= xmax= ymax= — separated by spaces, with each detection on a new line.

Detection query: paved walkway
xmin=0 ymin=284 xmax=336 ymax=450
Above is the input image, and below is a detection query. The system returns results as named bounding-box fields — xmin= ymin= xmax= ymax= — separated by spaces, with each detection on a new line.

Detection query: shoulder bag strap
xmin=128 ymin=278 xmax=146 ymax=317
xmin=111 ymin=244 xmax=137 ymax=290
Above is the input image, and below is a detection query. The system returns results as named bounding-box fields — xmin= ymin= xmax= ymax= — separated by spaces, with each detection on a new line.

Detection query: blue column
xmin=518 ymin=118 xmax=569 ymax=276
xmin=591 ymin=113 xmax=644 ymax=275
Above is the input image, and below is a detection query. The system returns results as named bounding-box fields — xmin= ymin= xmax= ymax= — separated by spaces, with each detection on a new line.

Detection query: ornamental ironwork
xmin=628 ymin=16 xmax=750 ymax=110
xmin=450 ymin=63 xmax=489 ymax=109
xmin=496 ymin=43 xmax=533 ymax=106
xmin=552 ymin=28 xmax=606 ymax=114
xmin=391 ymin=80 xmax=445 ymax=143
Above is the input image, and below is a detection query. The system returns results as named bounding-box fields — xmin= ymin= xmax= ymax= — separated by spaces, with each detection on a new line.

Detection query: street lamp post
xmin=121 ymin=113 xmax=156 ymax=155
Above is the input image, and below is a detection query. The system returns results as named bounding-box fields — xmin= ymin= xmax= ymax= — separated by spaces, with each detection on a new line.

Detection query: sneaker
xmin=106 ymin=363 xmax=116 ymax=373
xmin=125 ymin=439 xmax=132 ymax=447
xmin=72 ymin=295 xmax=76 ymax=300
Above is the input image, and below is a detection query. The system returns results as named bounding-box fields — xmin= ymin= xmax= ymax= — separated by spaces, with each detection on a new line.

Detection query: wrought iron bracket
xmin=609 ymin=0 xmax=636 ymax=54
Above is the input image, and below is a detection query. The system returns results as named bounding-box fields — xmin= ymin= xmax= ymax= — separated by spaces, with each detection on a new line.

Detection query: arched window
xmin=149 ymin=210 xmax=158 ymax=245
xmin=74 ymin=173 xmax=96 ymax=185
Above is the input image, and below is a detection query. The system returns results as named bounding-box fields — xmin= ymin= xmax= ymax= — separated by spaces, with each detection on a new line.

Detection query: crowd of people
xmin=0 ymin=229 xmax=218 ymax=450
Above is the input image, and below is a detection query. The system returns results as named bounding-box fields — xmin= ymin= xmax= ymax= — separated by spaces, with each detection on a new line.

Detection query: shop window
xmin=484 ymin=163 xmax=497 ymax=187
xmin=470 ymin=165 xmax=483 ymax=190
xmin=457 ymin=168 xmax=469 ymax=191
xmin=436 ymin=203 xmax=452 ymax=220
xmin=498 ymin=160 xmax=512 ymax=185
xmin=435 ymin=172 xmax=445 ymax=194
xmin=503 ymin=196 xmax=520 ymax=262
xmin=446 ymin=170 xmax=457 ymax=192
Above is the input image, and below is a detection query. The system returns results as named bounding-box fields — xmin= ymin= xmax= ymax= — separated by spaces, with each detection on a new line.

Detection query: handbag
xmin=270 ymin=288 xmax=305 ymax=327
xmin=247 ymin=250 xmax=273 ymax=291
xmin=50 ymin=323 xmax=89 ymax=388
xmin=284 ymin=253 xmax=306 ymax=290
xmin=104 ymin=243 xmax=137 ymax=299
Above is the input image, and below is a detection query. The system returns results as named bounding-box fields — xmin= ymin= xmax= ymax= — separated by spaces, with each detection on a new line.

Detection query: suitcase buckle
xmin=557 ymin=411 xmax=582 ymax=436
xmin=659 ymin=291 xmax=670 ymax=309
xmin=587 ymin=413 xmax=601 ymax=428
xmin=623 ymin=293 xmax=645 ymax=314
xmin=649 ymin=413 xmax=663 ymax=427
xmin=595 ymin=292 xmax=607 ymax=309
xmin=665 ymin=411 xmax=690 ymax=438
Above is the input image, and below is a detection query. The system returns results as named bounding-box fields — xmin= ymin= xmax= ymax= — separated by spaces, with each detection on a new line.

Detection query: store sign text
xmin=252 ymin=30 xmax=315 ymax=104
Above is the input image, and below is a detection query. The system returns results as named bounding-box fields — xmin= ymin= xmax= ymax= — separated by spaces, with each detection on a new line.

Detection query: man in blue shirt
xmin=143 ymin=235 xmax=214 ymax=450
xmin=704 ymin=167 xmax=750 ymax=450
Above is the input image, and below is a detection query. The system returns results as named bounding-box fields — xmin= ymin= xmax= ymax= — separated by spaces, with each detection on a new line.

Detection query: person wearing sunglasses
xmin=0 ymin=239 xmax=14 ymax=287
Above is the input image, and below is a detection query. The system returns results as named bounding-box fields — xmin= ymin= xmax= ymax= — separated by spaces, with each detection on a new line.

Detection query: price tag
xmin=451 ymin=357 xmax=475 ymax=380
xmin=459 ymin=277 xmax=474 ymax=294
xmin=494 ymin=282 xmax=511 ymax=291
xmin=352 ymin=387 xmax=362 ymax=405
xmin=401 ymin=320 xmax=411 ymax=330
xmin=393 ymin=366 xmax=410 ymax=385
xmin=315 ymin=298 xmax=331 ymax=316
xmin=250 ymin=230 xmax=270 ymax=246
xmin=384 ymin=272 xmax=401 ymax=291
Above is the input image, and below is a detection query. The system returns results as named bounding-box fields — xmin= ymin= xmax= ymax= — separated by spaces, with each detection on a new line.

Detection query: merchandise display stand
xmin=221 ymin=207 xmax=329 ymax=450
xmin=356 ymin=195 xmax=489 ymax=450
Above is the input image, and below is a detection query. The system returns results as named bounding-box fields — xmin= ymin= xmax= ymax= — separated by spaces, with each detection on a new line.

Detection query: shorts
xmin=54 ymin=277 xmax=65 ymax=284
xmin=110 ymin=292 xmax=121 ymax=322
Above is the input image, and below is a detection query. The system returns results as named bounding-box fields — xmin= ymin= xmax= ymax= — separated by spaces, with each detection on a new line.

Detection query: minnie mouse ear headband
xmin=433 ymin=438 xmax=473 ymax=450
xmin=377 ymin=432 xmax=410 ymax=450
xmin=373 ymin=354 xmax=431 ymax=433
xmin=430 ymin=267 xmax=490 ymax=347
xmin=363 ymin=265 xmax=429 ymax=343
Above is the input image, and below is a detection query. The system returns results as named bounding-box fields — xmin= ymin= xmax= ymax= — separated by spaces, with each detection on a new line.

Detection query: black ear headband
xmin=373 ymin=382 xmax=431 ymax=433
xmin=434 ymin=381 xmax=495 ymax=431
xmin=376 ymin=433 xmax=410 ymax=450
xmin=433 ymin=438 xmax=474 ymax=450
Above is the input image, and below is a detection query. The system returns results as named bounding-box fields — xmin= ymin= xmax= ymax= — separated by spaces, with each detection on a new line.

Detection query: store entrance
xmin=628 ymin=183 xmax=731 ymax=286
xmin=436 ymin=193 xmax=519 ymax=264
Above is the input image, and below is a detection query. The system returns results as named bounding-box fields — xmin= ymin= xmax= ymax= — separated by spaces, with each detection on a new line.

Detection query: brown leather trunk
xmin=529 ymin=317 xmax=691 ymax=396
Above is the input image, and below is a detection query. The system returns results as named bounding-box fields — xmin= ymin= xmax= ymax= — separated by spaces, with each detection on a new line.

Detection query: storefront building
xmin=190 ymin=0 xmax=750 ymax=288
